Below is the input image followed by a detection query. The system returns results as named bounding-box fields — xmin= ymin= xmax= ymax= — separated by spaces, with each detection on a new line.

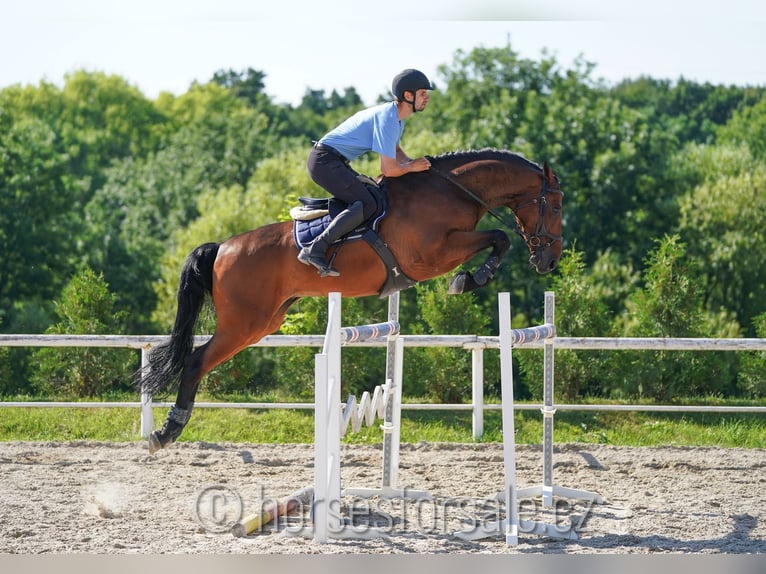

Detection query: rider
xmin=298 ymin=68 xmax=434 ymax=277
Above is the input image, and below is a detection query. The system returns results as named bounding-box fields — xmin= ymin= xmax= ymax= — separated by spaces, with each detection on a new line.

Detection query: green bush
xmin=403 ymin=277 xmax=491 ymax=403
xmin=0 ymin=301 xmax=52 ymax=395
xmin=517 ymin=247 xmax=613 ymax=401
xmin=30 ymin=268 xmax=136 ymax=397
xmin=738 ymin=311 xmax=766 ymax=398
xmin=614 ymin=235 xmax=739 ymax=400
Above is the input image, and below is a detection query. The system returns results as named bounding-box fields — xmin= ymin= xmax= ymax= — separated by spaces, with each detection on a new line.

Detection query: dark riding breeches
xmin=306 ymin=144 xmax=379 ymax=220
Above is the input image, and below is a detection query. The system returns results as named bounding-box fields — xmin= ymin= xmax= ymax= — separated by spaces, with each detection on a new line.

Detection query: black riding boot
xmin=298 ymin=201 xmax=365 ymax=276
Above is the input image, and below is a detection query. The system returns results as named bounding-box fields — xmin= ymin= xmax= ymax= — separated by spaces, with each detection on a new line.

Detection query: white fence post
xmin=140 ymin=347 xmax=154 ymax=438
xmin=470 ymin=344 xmax=484 ymax=440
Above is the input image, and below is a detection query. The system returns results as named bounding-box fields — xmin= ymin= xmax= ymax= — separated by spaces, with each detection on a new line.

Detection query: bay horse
xmin=138 ymin=148 xmax=563 ymax=453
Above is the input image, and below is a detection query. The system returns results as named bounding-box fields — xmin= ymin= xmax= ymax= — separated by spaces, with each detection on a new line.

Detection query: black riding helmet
xmin=391 ymin=69 xmax=434 ymax=106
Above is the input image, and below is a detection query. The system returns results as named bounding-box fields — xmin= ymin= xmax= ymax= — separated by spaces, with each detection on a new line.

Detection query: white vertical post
xmin=381 ymin=292 xmax=400 ymax=490
xmin=313 ymin=292 xmax=344 ymax=543
xmin=541 ymin=291 xmax=555 ymax=508
xmin=327 ymin=293 xmax=344 ymax=536
xmin=498 ymin=292 xmax=519 ymax=545
xmin=343 ymin=292 xmax=429 ymax=502
xmin=455 ymin=292 xmax=588 ymax=543
xmin=140 ymin=348 xmax=153 ymax=438
xmin=380 ymin=336 xmax=404 ymax=491
xmin=471 ymin=345 xmax=484 ymax=440
xmin=313 ymin=352 xmax=329 ymax=543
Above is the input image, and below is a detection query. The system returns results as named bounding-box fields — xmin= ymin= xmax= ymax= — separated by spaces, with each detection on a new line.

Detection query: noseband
xmin=428 ymin=161 xmax=562 ymax=253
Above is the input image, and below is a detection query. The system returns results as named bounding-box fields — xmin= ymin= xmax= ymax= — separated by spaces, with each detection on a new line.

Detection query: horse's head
xmin=416 ymin=149 xmax=563 ymax=280
xmin=512 ymin=161 xmax=563 ymax=274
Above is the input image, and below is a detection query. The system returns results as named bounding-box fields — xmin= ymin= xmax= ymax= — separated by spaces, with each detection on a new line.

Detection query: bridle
xmin=428 ymin=160 xmax=563 ymax=252
xmin=511 ymin=179 xmax=563 ymax=250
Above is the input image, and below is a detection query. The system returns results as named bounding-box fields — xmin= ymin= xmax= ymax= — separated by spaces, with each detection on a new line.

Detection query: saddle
xmin=291 ymin=177 xmax=416 ymax=298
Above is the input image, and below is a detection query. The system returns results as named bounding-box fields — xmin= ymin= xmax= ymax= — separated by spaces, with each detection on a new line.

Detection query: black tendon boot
xmin=148 ymin=403 xmax=193 ymax=454
xmin=298 ymin=201 xmax=365 ymax=276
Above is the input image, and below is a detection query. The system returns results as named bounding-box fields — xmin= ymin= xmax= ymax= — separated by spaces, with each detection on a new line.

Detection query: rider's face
xmin=414 ymin=89 xmax=430 ymax=111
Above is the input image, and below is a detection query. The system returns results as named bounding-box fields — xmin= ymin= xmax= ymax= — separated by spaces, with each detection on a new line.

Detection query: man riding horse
xmin=298 ymin=68 xmax=434 ymax=277
xmin=139 ymin=67 xmax=563 ymax=454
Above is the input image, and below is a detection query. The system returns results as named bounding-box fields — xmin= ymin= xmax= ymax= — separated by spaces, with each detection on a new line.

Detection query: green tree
xmin=83 ymin=83 xmax=276 ymax=330
xmin=1 ymin=72 xmax=168 ymax=333
xmin=675 ymin=144 xmax=766 ymax=332
xmin=212 ymin=67 xmax=268 ymax=106
xmin=517 ymin=247 xmax=613 ymax=400
xmin=738 ymin=311 xmax=766 ymax=398
xmin=612 ymin=77 xmax=763 ymax=144
xmin=1 ymin=72 xmax=167 ymax=192
xmin=30 ymin=268 xmax=135 ymax=397
xmin=615 ymin=236 xmax=739 ymax=400
xmin=0 ymin=111 xmax=74 ymax=316
xmin=403 ymin=277 xmax=491 ymax=403
xmin=717 ymin=92 xmax=766 ymax=160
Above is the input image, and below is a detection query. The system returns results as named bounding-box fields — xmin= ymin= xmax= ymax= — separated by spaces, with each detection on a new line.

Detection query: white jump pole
xmin=382 ymin=291 xmax=402 ymax=493
xmin=470 ymin=343 xmax=485 ymax=439
xmin=500 ymin=290 xmax=520 ymax=545
xmin=312 ymin=293 xmax=343 ymax=543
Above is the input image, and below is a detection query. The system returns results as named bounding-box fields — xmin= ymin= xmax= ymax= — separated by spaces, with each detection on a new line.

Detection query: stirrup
xmin=298 ymin=249 xmax=339 ymax=277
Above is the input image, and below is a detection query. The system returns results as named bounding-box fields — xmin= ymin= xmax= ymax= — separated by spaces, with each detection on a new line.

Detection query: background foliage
xmin=2 ymin=42 xmax=766 ymax=402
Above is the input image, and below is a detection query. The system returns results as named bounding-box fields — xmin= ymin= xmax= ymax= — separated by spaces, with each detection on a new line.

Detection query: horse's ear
xmin=543 ymin=161 xmax=554 ymax=184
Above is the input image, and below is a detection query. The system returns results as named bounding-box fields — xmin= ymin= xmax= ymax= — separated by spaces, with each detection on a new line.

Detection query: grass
xmin=1 ymin=393 xmax=765 ymax=448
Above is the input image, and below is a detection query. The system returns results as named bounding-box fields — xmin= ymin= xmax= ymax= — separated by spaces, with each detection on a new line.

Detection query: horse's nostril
xmin=548 ymin=259 xmax=558 ymax=271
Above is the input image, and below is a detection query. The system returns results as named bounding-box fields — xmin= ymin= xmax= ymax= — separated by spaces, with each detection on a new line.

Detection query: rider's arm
xmin=380 ymin=146 xmax=431 ymax=177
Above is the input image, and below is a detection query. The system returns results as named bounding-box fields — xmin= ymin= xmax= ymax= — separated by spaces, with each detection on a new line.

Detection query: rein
xmin=427 ymin=160 xmax=562 ymax=249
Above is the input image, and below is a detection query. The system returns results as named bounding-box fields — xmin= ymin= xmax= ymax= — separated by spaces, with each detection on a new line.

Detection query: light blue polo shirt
xmin=319 ymin=102 xmax=404 ymax=161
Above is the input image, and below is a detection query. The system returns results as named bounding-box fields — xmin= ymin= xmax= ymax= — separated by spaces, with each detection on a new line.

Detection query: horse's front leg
xmin=448 ymin=229 xmax=511 ymax=294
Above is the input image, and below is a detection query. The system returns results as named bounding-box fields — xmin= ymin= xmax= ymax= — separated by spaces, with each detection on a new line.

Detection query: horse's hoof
xmin=147 ymin=432 xmax=163 ymax=455
xmin=448 ymin=272 xmax=468 ymax=294
xmin=147 ymin=419 xmax=184 ymax=455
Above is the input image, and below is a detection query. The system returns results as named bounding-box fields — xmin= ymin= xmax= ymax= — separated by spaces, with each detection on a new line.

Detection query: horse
xmin=137 ymin=148 xmax=564 ymax=453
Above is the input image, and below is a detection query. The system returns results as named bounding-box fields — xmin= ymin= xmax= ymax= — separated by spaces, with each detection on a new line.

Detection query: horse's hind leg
xmin=148 ymin=333 xmax=251 ymax=453
xmin=448 ymin=229 xmax=511 ymax=294
xmin=148 ymin=299 xmax=297 ymax=454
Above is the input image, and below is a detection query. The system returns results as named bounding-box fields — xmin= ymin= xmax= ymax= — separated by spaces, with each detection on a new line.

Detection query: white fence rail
xmin=2 ymin=332 xmax=766 ymax=438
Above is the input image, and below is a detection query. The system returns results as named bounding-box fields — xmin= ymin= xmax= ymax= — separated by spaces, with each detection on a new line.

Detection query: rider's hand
xmin=409 ymin=157 xmax=431 ymax=172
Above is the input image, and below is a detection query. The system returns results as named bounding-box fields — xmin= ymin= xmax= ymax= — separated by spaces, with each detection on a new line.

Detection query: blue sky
xmin=2 ymin=0 xmax=765 ymax=106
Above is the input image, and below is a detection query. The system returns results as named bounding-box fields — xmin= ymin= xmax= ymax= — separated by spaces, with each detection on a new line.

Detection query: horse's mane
xmin=429 ymin=148 xmax=542 ymax=173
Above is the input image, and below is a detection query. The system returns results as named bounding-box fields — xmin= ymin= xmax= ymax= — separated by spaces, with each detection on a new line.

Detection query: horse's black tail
xmin=135 ymin=242 xmax=220 ymax=396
